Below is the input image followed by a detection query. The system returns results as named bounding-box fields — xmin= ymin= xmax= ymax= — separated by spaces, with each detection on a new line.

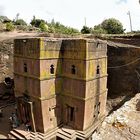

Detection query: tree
xmin=101 ymin=18 xmax=124 ymax=34
xmin=30 ymin=16 xmax=45 ymax=28
xmin=92 ymin=24 xmax=107 ymax=34
xmin=81 ymin=26 xmax=91 ymax=34
xmin=47 ymin=19 xmax=79 ymax=34
xmin=30 ymin=16 xmax=36 ymax=26
xmin=14 ymin=19 xmax=27 ymax=26
xmin=51 ymin=19 xmax=55 ymax=26
xmin=30 ymin=17 xmax=79 ymax=34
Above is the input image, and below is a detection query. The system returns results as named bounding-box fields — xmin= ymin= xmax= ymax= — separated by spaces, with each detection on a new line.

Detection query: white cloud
xmin=116 ymin=0 xmax=128 ymax=4
xmin=0 ymin=5 xmax=5 ymax=15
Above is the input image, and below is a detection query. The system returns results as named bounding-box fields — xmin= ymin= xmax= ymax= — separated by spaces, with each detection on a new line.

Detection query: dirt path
xmin=0 ymin=31 xmax=39 ymax=41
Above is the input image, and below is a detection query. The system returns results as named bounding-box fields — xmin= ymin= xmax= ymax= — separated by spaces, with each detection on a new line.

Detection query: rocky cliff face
xmin=106 ymin=42 xmax=140 ymax=114
xmin=0 ymin=32 xmax=38 ymax=82
xmin=93 ymin=93 xmax=140 ymax=140
xmin=0 ymin=39 xmax=13 ymax=81
xmin=107 ymin=45 xmax=140 ymax=99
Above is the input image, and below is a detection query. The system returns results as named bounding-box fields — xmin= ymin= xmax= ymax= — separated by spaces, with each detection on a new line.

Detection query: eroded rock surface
xmin=93 ymin=93 xmax=140 ymax=140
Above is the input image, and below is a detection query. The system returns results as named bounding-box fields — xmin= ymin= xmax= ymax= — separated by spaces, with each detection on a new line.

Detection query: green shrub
xmin=47 ymin=20 xmax=79 ymax=35
xmin=81 ymin=26 xmax=91 ymax=34
xmin=6 ymin=22 xmax=15 ymax=31
xmin=30 ymin=17 xmax=79 ymax=34
xmin=14 ymin=19 xmax=27 ymax=26
xmin=101 ymin=18 xmax=124 ymax=34
xmin=92 ymin=24 xmax=107 ymax=34
xmin=30 ymin=18 xmax=45 ymax=28
xmin=48 ymin=26 xmax=55 ymax=33
xmin=39 ymin=22 xmax=48 ymax=32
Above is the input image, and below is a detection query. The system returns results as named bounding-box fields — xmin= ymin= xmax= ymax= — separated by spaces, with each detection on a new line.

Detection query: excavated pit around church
xmin=1 ymin=34 xmax=140 ymax=138
xmin=1 ymin=36 xmax=140 ymax=113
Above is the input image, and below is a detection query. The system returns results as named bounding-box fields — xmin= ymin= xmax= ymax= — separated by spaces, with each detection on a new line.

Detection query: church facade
xmin=13 ymin=37 xmax=107 ymax=139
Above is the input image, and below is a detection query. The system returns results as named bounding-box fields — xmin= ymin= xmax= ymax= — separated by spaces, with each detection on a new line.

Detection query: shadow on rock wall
xmin=107 ymin=45 xmax=140 ymax=114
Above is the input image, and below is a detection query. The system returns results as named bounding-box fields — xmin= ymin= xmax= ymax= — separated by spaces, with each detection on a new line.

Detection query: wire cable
xmin=108 ymin=57 xmax=140 ymax=69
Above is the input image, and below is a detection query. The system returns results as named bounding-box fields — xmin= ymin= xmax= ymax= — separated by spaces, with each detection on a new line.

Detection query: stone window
xmin=24 ymin=63 xmax=27 ymax=72
xmin=96 ymin=65 xmax=100 ymax=75
xmin=50 ymin=65 xmax=54 ymax=74
xmin=71 ymin=65 xmax=76 ymax=74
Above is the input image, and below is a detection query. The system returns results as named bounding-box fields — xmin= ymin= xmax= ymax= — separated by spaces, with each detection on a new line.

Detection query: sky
xmin=0 ymin=0 xmax=140 ymax=32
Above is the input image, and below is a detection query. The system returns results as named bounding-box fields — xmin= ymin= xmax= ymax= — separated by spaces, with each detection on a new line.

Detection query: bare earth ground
xmin=0 ymin=103 xmax=15 ymax=139
xmin=0 ymin=31 xmax=39 ymax=41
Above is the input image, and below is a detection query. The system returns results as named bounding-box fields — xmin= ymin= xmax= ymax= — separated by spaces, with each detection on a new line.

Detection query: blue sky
xmin=0 ymin=0 xmax=140 ymax=31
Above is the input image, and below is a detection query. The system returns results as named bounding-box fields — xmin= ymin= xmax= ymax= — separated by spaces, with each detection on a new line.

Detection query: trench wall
xmin=107 ymin=45 xmax=140 ymax=99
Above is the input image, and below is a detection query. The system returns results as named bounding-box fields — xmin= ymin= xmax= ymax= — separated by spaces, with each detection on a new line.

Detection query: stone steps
xmin=13 ymin=128 xmax=30 ymax=139
xmin=8 ymin=120 xmax=104 ymax=140
xmin=8 ymin=133 xmax=19 ymax=139
xmin=57 ymin=127 xmax=76 ymax=140
xmin=9 ymin=130 xmax=25 ymax=139
xmin=9 ymin=129 xmax=57 ymax=140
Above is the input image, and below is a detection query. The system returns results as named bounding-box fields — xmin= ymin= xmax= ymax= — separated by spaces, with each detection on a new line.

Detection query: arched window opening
xmin=96 ymin=65 xmax=100 ymax=75
xmin=71 ymin=65 xmax=76 ymax=74
xmin=24 ymin=63 xmax=27 ymax=72
xmin=50 ymin=65 xmax=54 ymax=74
